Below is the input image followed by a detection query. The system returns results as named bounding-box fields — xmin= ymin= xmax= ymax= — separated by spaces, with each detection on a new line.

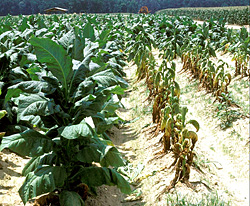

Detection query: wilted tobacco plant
xmin=213 ymin=60 xmax=232 ymax=100
xmin=158 ymin=86 xmax=199 ymax=195
xmin=181 ymin=45 xmax=203 ymax=79
xmin=152 ymin=62 xmax=179 ymax=132
xmin=181 ymin=38 xmax=233 ymax=105
xmin=160 ymin=80 xmax=180 ymax=152
xmin=231 ymin=27 xmax=250 ymax=78
xmin=145 ymin=52 xmax=157 ymax=101
xmin=233 ymin=51 xmax=250 ymax=78
xmin=168 ymin=106 xmax=199 ymax=189
xmin=151 ymin=60 xmax=199 ymax=190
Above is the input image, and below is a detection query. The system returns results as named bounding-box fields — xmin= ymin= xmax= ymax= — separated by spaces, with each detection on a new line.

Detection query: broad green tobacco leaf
xmin=19 ymin=17 xmax=30 ymax=32
xmin=90 ymin=69 xmax=118 ymax=87
xmin=72 ymin=35 xmax=84 ymax=61
xmin=83 ymin=22 xmax=95 ymax=41
xmin=73 ymin=80 xmax=96 ymax=100
xmin=35 ymin=28 xmax=48 ymax=36
xmin=6 ymin=81 xmax=54 ymax=98
xmin=74 ymin=94 xmax=96 ymax=107
xmin=69 ymin=58 xmax=94 ymax=95
xmin=76 ymin=140 xmax=124 ymax=166
xmin=30 ymin=37 xmax=73 ymax=91
xmin=59 ymin=191 xmax=84 ymax=206
xmin=100 ymin=145 xmax=125 ymax=167
xmin=11 ymin=67 xmax=30 ymax=81
xmin=58 ymin=30 xmax=74 ymax=50
xmin=94 ymin=116 xmax=120 ymax=134
xmin=19 ymin=53 xmax=37 ymax=68
xmin=22 ymin=152 xmax=56 ymax=176
xmin=76 ymin=143 xmax=101 ymax=163
xmin=0 ymin=129 xmax=53 ymax=157
xmin=4 ymin=87 xmax=23 ymax=103
xmin=19 ymin=165 xmax=67 ymax=204
xmin=98 ymin=29 xmax=110 ymax=47
xmin=72 ymin=26 xmax=85 ymax=61
xmin=73 ymin=94 xmax=109 ymax=124
xmin=102 ymin=85 xmax=124 ymax=95
xmin=71 ymin=166 xmax=131 ymax=194
xmin=60 ymin=121 xmax=93 ymax=139
xmin=83 ymin=41 xmax=99 ymax=58
xmin=0 ymin=31 xmax=12 ymax=42
xmin=26 ymin=66 xmax=41 ymax=81
xmin=16 ymin=94 xmax=56 ymax=126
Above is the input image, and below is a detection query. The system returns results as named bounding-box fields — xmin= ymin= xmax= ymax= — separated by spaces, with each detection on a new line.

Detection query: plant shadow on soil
xmin=0 ymin=166 xmax=22 ymax=178
xmin=0 ymin=185 xmax=13 ymax=191
xmin=85 ymin=124 xmax=147 ymax=206
xmin=0 ymin=150 xmax=24 ymax=178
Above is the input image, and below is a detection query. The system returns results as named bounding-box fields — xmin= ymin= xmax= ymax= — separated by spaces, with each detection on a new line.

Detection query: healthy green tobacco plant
xmin=1 ymin=37 xmax=131 ymax=205
xmin=125 ymin=19 xmax=155 ymax=81
xmin=156 ymin=6 xmax=250 ymax=26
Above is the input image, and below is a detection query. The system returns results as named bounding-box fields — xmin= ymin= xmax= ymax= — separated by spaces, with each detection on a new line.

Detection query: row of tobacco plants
xmin=126 ymin=15 xmax=200 ymax=193
xmin=150 ymin=14 xmax=249 ymax=112
xmin=156 ymin=6 xmax=250 ymax=26
xmin=125 ymin=13 xmax=249 ymax=194
xmin=0 ymin=12 xmax=249 ymax=205
xmin=0 ymin=14 xmax=132 ymax=205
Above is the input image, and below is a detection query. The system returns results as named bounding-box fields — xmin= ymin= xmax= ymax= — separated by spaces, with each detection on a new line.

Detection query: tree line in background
xmin=0 ymin=0 xmax=249 ymax=16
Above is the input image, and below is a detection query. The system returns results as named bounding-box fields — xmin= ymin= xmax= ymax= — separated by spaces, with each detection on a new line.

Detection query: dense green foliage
xmin=156 ymin=6 xmax=250 ymax=25
xmin=0 ymin=12 xmax=249 ymax=204
xmin=0 ymin=14 xmax=131 ymax=204
xmin=0 ymin=0 xmax=249 ymax=16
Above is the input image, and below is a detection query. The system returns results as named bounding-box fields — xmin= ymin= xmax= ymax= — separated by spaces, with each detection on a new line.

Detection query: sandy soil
xmin=0 ymin=150 xmax=29 ymax=206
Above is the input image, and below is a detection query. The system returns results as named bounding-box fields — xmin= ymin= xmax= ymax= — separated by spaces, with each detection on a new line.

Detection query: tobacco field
xmin=0 ymin=12 xmax=249 ymax=206
xmin=156 ymin=6 xmax=250 ymax=26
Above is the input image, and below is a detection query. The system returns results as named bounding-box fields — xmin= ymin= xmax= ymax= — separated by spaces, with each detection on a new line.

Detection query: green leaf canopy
xmin=71 ymin=166 xmax=131 ymax=195
xmin=30 ymin=37 xmax=73 ymax=94
xmin=59 ymin=191 xmax=85 ymax=206
xmin=19 ymin=165 xmax=67 ymax=204
xmin=0 ymin=129 xmax=54 ymax=157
